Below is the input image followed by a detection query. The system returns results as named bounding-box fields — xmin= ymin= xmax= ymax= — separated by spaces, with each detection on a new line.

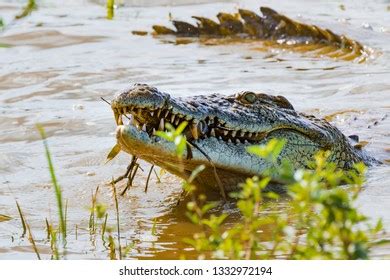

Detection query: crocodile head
xmin=111 ymin=84 xmax=370 ymax=193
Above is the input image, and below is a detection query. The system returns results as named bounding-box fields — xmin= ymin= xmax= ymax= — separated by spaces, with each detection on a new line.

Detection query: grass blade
xmin=111 ymin=181 xmax=122 ymax=259
xmin=36 ymin=124 xmax=66 ymax=244
xmin=16 ymin=201 xmax=41 ymax=259
xmin=107 ymin=0 xmax=114 ymax=20
xmin=16 ymin=201 xmax=27 ymax=237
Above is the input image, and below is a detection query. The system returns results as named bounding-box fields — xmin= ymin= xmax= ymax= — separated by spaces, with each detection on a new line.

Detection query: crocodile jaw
xmin=111 ymin=84 xmax=372 ymax=192
xmin=116 ymin=124 xmax=269 ymax=191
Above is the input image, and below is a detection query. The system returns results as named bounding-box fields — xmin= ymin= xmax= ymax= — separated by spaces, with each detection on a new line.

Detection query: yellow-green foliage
xmin=15 ymin=0 xmax=37 ymax=19
xmin=155 ymin=122 xmax=188 ymax=158
xmin=184 ymin=141 xmax=384 ymax=259
xmin=157 ymin=124 xmax=385 ymax=260
xmin=37 ymin=124 xmax=67 ymax=243
xmin=107 ymin=0 xmax=115 ymax=20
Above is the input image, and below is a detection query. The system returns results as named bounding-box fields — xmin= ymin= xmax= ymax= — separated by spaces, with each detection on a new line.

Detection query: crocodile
xmin=151 ymin=6 xmax=371 ymax=62
xmin=111 ymin=84 xmax=376 ymax=195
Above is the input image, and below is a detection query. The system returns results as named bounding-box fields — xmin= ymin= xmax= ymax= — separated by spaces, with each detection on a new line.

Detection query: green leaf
xmin=374 ymin=219 xmax=383 ymax=233
xmin=175 ymin=136 xmax=187 ymax=157
xmin=155 ymin=130 xmax=172 ymax=141
xmin=265 ymin=192 xmax=280 ymax=200
xmin=201 ymin=202 xmax=218 ymax=214
xmin=188 ymin=165 xmax=205 ymax=183
xmin=175 ymin=121 xmax=188 ymax=135
xmin=246 ymin=139 xmax=285 ymax=162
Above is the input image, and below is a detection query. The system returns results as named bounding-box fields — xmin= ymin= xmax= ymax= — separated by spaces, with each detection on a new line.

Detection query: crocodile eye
xmin=243 ymin=92 xmax=257 ymax=104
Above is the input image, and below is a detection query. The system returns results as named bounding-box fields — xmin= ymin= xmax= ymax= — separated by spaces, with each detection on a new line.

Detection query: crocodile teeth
xmin=231 ymin=131 xmax=237 ymax=137
xmin=223 ymin=130 xmax=229 ymax=136
xmin=126 ymin=114 xmax=133 ymax=125
xmin=236 ymin=138 xmax=241 ymax=144
xmin=131 ymin=117 xmax=139 ymax=126
xmin=117 ymin=115 xmax=123 ymax=125
xmin=247 ymin=132 xmax=253 ymax=138
xmin=114 ymin=112 xmax=119 ymax=125
xmin=175 ymin=118 xmax=180 ymax=126
xmin=228 ymin=139 xmax=232 ymax=143
xmin=152 ymin=128 xmax=156 ymax=135
xmin=156 ymin=109 xmax=161 ymax=118
xmin=164 ymin=110 xmax=169 ymax=118
xmin=150 ymin=111 xmax=154 ymax=117
xmin=142 ymin=123 xmax=147 ymax=131
xmin=123 ymin=107 xmax=127 ymax=114
xmin=240 ymin=131 xmax=245 ymax=137
xmin=191 ymin=124 xmax=199 ymax=140
xmin=159 ymin=118 xmax=165 ymax=131
xmin=210 ymin=128 xmax=216 ymax=137
xmin=171 ymin=114 xmax=176 ymax=123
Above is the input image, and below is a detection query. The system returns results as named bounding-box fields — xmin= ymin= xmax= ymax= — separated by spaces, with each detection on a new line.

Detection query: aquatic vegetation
xmin=0 ymin=214 xmax=12 ymax=222
xmin=107 ymin=0 xmax=115 ymax=20
xmin=37 ymin=124 xmax=67 ymax=243
xmin=21 ymin=133 xmax=127 ymax=259
xmin=7 ymin=122 xmax=386 ymax=260
xmin=15 ymin=201 xmax=27 ymax=238
xmin=16 ymin=201 xmax=41 ymax=259
xmin=185 ymin=144 xmax=384 ymax=259
xmin=155 ymin=122 xmax=188 ymax=159
xmin=111 ymin=181 xmax=122 ymax=259
xmin=15 ymin=0 xmax=37 ymax=20
xmin=157 ymin=125 xmax=387 ymax=259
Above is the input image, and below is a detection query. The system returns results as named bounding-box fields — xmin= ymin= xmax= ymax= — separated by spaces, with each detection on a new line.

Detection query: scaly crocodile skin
xmin=111 ymin=84 xmax=376 ymax=193
xmin=152 ymin=7 xmax=371 ymax=62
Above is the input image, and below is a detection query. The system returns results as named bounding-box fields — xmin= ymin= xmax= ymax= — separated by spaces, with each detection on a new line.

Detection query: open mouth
xmin=112 ymin=104 xmax=271 ymax=144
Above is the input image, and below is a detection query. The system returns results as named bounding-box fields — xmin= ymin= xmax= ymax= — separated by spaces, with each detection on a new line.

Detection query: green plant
xmin=14 ymin=122 xmax=385 ymax=260
xmin=157 ymin=123 xmax=385 ymax=260
xmin=107 ymin=0 xmax=115 ymax=20
xmin=88 ymin=184 xmax=130 ymax=260
xmin=155 ymin=122 xmax=188 ymax=158
xmin=182 ymin=139 xmax=385 ymax=259
xmin=15 ymin=0 xmax=37 ymax=19
xmin=37 ymin=124 xmax=67 ymax=243
xmin=16 ymin=201 xmax=41 ymax=259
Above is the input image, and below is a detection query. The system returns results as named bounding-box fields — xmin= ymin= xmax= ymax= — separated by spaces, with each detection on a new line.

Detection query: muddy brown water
xmin=0 ymin=0 xmax=389 ymax=259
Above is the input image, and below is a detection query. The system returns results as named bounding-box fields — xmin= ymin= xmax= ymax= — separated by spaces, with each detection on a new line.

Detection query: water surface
xmin=0 ymin=0 xmax=389 ymax=259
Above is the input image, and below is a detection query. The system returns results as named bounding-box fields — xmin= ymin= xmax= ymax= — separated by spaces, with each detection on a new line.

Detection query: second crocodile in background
xmin=151 ymin=6 xmax=372 ymax=62
xmin=111 ymin=84 xmax=377 ymax=196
